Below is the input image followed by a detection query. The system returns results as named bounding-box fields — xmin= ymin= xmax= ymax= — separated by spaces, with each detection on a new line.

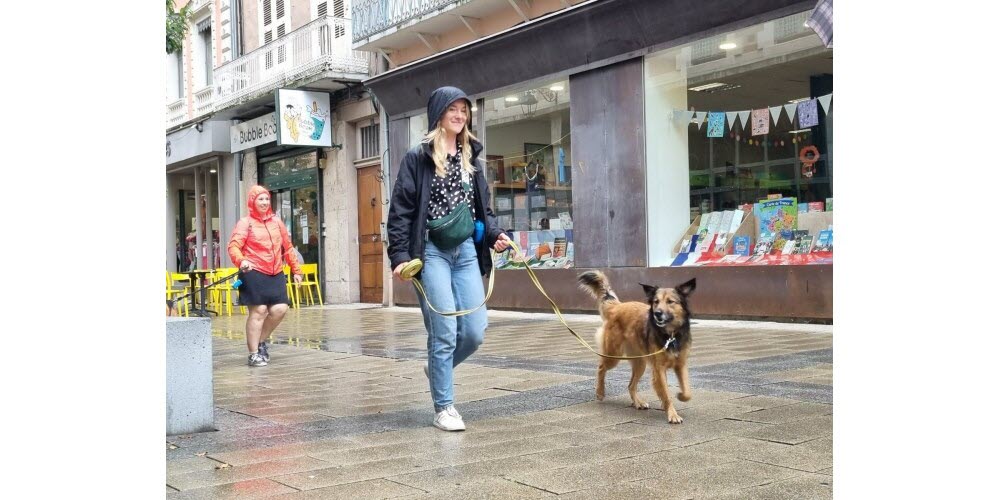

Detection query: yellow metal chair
xmin=284 ymin=265 xmax=300 ymax=309
xmin=296 ymin=263 xmax=323 ymax=307
xmin=166 ymin=271 xmax=190 ymax=316
xmin=207 ymin=267 xmax=240 ymax=316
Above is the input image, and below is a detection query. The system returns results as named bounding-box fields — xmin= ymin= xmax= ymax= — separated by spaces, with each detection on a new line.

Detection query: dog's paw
xmin=666 ymin=409 xmax=683 ymax=424
xmin=595 ymin=388 xmax=605 ymax=401
xmin=677 ymin=392 xmax=692 ymax=402
xmin=632 ymin=400 xmax=650 ymax=410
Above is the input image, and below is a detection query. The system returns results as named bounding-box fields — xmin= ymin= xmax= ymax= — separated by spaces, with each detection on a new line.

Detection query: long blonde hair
xmin=423 ymin=110 xmax=478 ymax=177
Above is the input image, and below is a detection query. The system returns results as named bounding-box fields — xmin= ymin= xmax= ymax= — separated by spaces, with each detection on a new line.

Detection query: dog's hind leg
xmin=596 ymin=357 xmax=618 ymax=401
xmin=652 ymin=360 xmax=682 ymax=423
xmin=627 ymin=359 xmax=649 ymax=409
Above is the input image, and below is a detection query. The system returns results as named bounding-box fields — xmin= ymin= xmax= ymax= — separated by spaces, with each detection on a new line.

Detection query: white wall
xmin=645 ymin=53 xmax=693 ymax=267
xmin=484 ymin=119 xmax=551 ymax=158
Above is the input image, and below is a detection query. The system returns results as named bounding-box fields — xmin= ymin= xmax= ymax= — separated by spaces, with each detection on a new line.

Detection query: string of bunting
xmin=673 ymin=93 xmax=832 ymax=143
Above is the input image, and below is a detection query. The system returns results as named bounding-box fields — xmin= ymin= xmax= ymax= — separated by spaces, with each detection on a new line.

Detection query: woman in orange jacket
xmin=228 ymin=185 xmax=303 ymax=367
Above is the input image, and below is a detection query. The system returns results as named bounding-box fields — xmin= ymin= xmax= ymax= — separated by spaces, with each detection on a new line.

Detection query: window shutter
xmin=263 ymin=0 xmax=272 ymax=26
xmin=276 ymin=0 xmax=284 ymax=20
xmin=317 ymin=1 xmax=327 ymax=18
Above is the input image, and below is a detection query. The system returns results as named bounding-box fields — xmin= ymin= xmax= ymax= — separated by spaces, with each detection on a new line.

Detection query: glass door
xmin=270 ymin=186 xmax=320 ymax=266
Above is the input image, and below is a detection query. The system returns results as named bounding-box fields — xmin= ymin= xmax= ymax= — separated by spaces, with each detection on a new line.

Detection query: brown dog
xmin=578 ymin=271 xmax=696 ymax=423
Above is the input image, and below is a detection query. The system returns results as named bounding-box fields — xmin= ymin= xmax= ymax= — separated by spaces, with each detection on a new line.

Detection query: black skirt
xmin=238 ymin=270 xmax=289 ymax=306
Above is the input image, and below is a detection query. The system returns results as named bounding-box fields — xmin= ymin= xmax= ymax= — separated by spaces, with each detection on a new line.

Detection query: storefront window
xmin=483 ymin=80 xmax=574 ymax=270
xmin=260 ymin=151 xmax=321 ymax=266
xmin=645 ymin=11 xmax=833 ymax=266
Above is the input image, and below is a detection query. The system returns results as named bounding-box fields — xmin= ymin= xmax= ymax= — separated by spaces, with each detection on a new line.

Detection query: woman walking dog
xmin=387 ymin=86 xmax=511 ymax=431
xmin=228 ymin=185 xmax=303 ymax=367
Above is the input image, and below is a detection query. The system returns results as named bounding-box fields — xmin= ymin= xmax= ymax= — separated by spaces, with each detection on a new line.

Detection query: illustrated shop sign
xmin=275 ymin=88 xmax=332 ymax=147
xmin=231 ymin=113 xmax=277 ymax=152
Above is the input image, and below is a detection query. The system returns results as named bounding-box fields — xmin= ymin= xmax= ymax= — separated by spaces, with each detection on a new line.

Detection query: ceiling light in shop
xmin=788 ymin=97 xmax=811 ymax=103
xmin=788 ymin=129 xmax=811 ymax=134
xmin=505 ymin=96 xmax=519 ymax=102
xmin=471 ymin=105 xmax=478 ymax=111
xmin=719 ymin=42 xmax=738 ymax=50
xmin=210 ymin=169 xmax=217 ymax=173
xmin=688 ymin=82 xmax=728 ymax=92
xmin=549 ymin=85 xmax=564 ymax=91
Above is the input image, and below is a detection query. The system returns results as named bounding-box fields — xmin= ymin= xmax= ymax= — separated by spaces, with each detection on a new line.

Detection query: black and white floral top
xmin=428 ymin=142 xmax=476 ymax=221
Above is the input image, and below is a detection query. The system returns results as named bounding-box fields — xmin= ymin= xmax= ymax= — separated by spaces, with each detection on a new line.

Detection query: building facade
xmin=166 ymin=0 xmax=391 ymax=304
xmin=359 ymin=0 xmax=834 ymax=320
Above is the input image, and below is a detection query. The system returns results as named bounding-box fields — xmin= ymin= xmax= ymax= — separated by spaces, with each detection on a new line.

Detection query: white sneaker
xmin=433 ymin=406 xmax=466 ymax=431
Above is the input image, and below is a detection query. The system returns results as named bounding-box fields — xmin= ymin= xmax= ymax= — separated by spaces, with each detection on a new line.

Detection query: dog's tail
xmin=578 ymin=271 xmax=619 ymax=318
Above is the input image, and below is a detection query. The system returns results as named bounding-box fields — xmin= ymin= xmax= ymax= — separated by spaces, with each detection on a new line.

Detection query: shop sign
xmin=275 ymin=89 xmax=332 ymax=147
xmin=231 ymin=113 xmax=277 ymax=152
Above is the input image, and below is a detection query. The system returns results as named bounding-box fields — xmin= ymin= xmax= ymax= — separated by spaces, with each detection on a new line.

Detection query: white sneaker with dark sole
xmin=258 ymin=342 xmax=270 ymax=363
xmin=433 ymin=406 xmax=466 ymax=431
xmin=248 ymin=352 xmax=267 ymax=367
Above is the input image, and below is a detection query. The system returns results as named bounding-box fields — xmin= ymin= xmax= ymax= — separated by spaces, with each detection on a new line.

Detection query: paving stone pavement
xmin=167 ymin=306 xmax=832 ymax=498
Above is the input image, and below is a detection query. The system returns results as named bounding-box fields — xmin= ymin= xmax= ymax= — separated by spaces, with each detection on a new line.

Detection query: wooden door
xmin=357 ymin=165 xmax=384 ymax=303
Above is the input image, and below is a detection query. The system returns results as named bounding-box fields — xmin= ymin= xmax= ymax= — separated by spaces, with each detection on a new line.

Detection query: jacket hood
xmin=246 ymin=185 xmax=274 ymax=220
xmin=426 ymin=86 xmax=472 ymax=132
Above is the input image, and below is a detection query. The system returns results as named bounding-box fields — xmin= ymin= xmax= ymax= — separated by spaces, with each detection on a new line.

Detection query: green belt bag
xmin=427 ymin=200 xmax=474 ymax=250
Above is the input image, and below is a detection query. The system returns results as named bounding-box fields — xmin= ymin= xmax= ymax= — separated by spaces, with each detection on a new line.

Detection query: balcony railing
xmin=353 ymin=0 xmax=458 ymax=43
xmin=194 ymin=86 xmax=214 ymax=115
xmin=167 ymin=98 xmax=186 ymax=125
xmin=213 ymin=16 xmax=371 ymax=111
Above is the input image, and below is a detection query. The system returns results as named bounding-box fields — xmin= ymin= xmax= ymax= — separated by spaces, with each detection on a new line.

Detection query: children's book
xmin=781 ymin=236 xmax=797 ymax=255
xmin=752 ymin=233 xmax=774 ymax=255
xmin=754 ymin=197 xmax=797 ymax=237
xmin=808 ymin=202 xmax=825 ymax=212
xmin=796 ymin=235 xmax=815 ymax=254
xmin=713 ymin=233 xmax=729 ymax=256
xmin=798 ymin=203 xmax=808 ymax=214
xmin=732 ymin=235 xmax=751 ymax=256
xmin=729 ymin=209 xmax=745 ymax=233
xmin=687 ymin=234 xmax=700 ymax=253
xmin=696 ymin=233 xmax=716 ymax=253
xmin=670 ymin=252 xmax=688 ymax=266
xmin=774 ymin=229 xmax=795 ymax=252
xmin=705 ymin=211 xmax=724 ymax=235
xmin=719 ymin=210 xmax=735 ymax=234
xmin=678 ymin=237 xmax=691 ymax=255
xmin=825 ymin=197 xmax=833 ymax=211
xmin=813 ymin=229 xmax=833 ymax=252
xmin=696 ymin=214 xmax=711 ymax=236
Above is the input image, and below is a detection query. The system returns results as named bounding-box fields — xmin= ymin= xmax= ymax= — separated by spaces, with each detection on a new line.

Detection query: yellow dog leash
xmin=400 ymin=241 xmax=672 ymax=360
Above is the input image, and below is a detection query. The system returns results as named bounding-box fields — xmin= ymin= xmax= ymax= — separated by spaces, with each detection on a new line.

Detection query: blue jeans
xmin=416 ymin=237 xmax=488 ymax=412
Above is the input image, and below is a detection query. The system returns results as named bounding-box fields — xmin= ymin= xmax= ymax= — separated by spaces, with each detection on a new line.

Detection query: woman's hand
xmin=293 ymin=274 xmax=303 ymax=285
xmin=493 ymin=232 xmax=512 ymax=252
xmin=393 ymin=262 xmax=407 ymax=279
xmin=240 ymin=261 xmax=253 ymax=272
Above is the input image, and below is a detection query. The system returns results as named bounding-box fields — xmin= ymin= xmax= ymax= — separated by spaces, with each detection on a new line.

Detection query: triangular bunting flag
xmin=726 ymin=111 xmax=739 ymax=131
xmin=818 ymin=94 xmax=832 ymax=114
xmin=695 ymin=111 xmax=707 ymax=130
xmin=737 ymin=110 xmax=751 ymax=130
xmin=783 ymin=103 xmax=798 ymax=124
xmin=671 ymin=109 xmax=687 ymax=125
xmin=769 ymin=106 xmax=782 ymax=125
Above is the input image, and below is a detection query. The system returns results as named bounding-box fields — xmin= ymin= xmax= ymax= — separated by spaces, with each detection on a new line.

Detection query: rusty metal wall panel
xmin=569 ymin=68 xmax=610 ymax=268
xmin=393 ymin=265 xmax=833 ymax=321
xmin=605 ymin=58 xmax=647 ymax=267
xmin=570 ymin=59 xmax=647 ymax=268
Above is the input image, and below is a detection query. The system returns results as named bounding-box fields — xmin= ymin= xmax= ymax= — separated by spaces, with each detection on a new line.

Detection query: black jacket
xmin=387 ymin=139 xmax=504 ymax=278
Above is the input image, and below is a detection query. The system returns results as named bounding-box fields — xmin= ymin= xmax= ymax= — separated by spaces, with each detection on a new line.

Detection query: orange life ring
xmin=799 ymin=145 xmax=820 ymax=178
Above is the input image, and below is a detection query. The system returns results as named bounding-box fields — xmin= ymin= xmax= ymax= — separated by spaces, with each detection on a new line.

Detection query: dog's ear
xmin=675 ymin=278 xmax=696 ymax=297
xmin=639 ymin=283 xmax=659 ymax=301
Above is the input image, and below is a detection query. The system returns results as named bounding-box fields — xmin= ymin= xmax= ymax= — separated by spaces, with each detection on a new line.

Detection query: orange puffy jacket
xmin=228 ymin=185 xmax=302 ymax=277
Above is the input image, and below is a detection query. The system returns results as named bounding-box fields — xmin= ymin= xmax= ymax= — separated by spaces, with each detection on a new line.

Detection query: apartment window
xmin=276 ymin=25 xmax=286 ymax=64
xmin=360 ymin=123 xmax=380 ymax=159
xmin=276 ymin=0 xmax=284 ymax=20
xmin=332 ymin=0 xmax=345 ymax=37
xmin=198 ymin=20 xmax=213 ymax=86
xmin=317 ymin=1 xmax=327 ymax=17
xmin=263 ymin=0 xmax=272 ymax=25
xmin=176 ymin=49 xmax=185 ymax=98
xmin=264 ymin=31 xmax=273 ymax=69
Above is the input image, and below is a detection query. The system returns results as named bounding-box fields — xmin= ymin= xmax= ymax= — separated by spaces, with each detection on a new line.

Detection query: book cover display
xmin=754 ymin=197 xmax=798 ymax=237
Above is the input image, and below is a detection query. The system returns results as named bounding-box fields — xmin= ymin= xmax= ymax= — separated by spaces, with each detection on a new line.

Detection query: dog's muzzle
xmin=653 ymin=310 xmax=670 ymax=327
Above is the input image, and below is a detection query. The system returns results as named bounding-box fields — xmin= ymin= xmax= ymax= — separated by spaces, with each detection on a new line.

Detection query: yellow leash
xmin=400 ymin=241 xmax=671 ymax=360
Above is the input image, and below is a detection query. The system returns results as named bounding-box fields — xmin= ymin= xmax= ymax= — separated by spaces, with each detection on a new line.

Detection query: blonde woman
xmin=387 ymin=86 xmax=512 ymax=431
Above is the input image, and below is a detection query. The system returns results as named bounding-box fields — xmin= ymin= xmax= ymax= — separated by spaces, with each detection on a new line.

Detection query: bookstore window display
xmin=647 ymin=10 xmax=833 ymax=267
xmin=482 ymin=80 xmax=574 ymax=270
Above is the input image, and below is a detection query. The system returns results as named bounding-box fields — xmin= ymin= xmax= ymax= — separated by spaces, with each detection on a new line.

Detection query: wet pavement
xmin=166 ymin=305 xmax=832 ymax=499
